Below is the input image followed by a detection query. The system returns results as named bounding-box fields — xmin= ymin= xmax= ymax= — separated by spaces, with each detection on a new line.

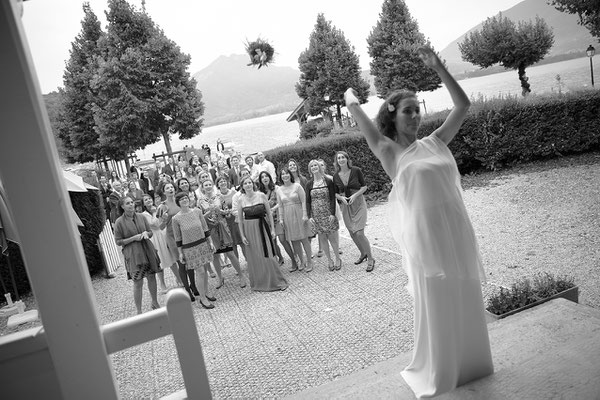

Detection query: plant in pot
xmin=485 ymin=272 xmax=578 ymax=321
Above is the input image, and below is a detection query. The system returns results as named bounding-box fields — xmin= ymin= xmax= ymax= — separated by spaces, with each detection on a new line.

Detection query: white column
xmin=0 ymin=1 xmax=119 ymax=398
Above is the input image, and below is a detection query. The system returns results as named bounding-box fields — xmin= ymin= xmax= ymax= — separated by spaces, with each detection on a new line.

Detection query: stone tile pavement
xmin=93 ymin=233 xmax=418 ymax=399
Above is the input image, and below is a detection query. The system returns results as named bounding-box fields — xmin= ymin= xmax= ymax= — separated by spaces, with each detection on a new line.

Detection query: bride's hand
xmin=344 ymin=88 xmax=359 ymax=107
xmin=417 ymin=47 xmax=442 ymax=70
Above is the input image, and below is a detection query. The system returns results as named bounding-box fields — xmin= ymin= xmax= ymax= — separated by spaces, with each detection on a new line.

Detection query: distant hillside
xmin=192 ymin=55 xmax=301 ymax=126
xmin=439 ymin=0 xmax=597 ymax=76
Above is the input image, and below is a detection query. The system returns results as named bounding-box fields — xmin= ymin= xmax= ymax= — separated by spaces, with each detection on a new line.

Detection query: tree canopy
xmin=367 ymin=0 xmax=442 ymax=98
xmin=549 ymin=0 xmax=600 ymax=40
xmin=57 ymin=3 xmax=104 ymax=163
xmin=459 ymin=13 xmax=554 ymax=96
xmin=296 ymin=14 xmax=370 ymax=124
xmin=57 ymin=0 xmax=204 ymax=165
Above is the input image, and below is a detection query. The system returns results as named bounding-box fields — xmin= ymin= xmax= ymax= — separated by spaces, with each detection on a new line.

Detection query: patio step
xmin=286 ymin=298 xmax=600 ymax=399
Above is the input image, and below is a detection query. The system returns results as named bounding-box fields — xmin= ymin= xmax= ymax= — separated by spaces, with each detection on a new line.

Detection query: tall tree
xmin=367 ymin=0 xmax=441 ymax=98
xmin=549 ymin=0 xmax=600 ymax=40
xmin=92 ymin=0 xmax=204 ymax=163
xmin=459 ymin=14 xmax=554 ymax=96
xmin=296 ymin=14 xmax=370 ymax=124
xmin=57 ymin=3 xmax=104 ymax=164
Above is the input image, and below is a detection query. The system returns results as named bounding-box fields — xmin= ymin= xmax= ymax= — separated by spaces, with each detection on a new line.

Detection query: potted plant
xmin=485 ymin=272 xmax=578 ymax=321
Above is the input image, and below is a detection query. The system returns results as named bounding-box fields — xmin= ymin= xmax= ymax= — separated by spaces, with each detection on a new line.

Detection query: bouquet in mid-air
xmin=245 ymin=38 xmax=275 ymax=69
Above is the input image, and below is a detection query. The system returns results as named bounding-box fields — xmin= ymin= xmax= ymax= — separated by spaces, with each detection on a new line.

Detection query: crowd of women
xmin=105 ymin=148 xmax=376 ymax=313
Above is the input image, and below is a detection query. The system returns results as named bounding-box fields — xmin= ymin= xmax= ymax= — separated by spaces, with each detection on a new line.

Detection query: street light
xmin=587 ymin=44 xmax=595 ymax=87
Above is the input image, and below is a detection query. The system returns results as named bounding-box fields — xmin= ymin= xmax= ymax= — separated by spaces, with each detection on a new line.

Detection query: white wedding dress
xmin=388 ymin=134 xmax=494 ymax=398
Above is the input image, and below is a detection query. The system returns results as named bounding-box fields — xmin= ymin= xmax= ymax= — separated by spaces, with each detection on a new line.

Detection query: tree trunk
xmin=336 ymin=103 xmax=342 ymax=128
xmin=518 ymin=64 xmax=531 ymax=97
xmin=162 ymin=130 xmax=173 ymax=155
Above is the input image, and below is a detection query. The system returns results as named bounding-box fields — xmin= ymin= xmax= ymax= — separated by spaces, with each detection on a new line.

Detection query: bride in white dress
xmin=344 ymin=47 xmax=493 ymax=398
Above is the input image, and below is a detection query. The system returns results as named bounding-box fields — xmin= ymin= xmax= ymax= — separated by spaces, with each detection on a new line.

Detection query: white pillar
xmin=0 ymin=1 xmax=119 ymax=398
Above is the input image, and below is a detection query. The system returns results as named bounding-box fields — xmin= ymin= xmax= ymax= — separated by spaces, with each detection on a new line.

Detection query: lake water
xmin=135 ymin=56 xmax=597 ymax=160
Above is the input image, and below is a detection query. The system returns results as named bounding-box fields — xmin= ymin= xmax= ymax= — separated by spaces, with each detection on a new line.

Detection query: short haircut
xmin=174 ymin=191 xmax=189 ymax=207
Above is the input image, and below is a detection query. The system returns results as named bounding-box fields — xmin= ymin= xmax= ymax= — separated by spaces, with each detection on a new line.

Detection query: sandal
xmin=335 ymin=260 xmax=342 ymax=271
xmin=328 ymin=260 xmax=335 ymax=271
xmin=289 ymin=265 xmax=298 ymax=272
xmin=366 ymin=259 xmax=375 ymax=272
xmin=305 ymin=263 xmax=314 ymax=272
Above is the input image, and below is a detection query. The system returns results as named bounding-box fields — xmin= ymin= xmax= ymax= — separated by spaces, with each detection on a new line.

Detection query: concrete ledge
xmin=287 ymin=298 xmax=600 ymax=399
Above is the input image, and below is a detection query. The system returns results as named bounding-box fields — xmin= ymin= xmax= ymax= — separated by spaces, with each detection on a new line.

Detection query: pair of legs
xmin=133 ymin=273 xmax=160 ymax=314
xmin=157 ymin=262 xmax=183 ymax=292
xmin=291 ymin=237 xmax=313 ymax=271
xmin=212 ymin=250 xmax=246 ymax=287
xmin=318 ymin=230 xmax=342 ymax=271
xmin=349 ymin=228 xmax=375 ymax=270
xmin=177 ymin=260 xmax=200 ymax=300
xmin=277 ymin=233 xmax=298 ymax=270
xmin=195 ymin=263 xmax=214 ymax=308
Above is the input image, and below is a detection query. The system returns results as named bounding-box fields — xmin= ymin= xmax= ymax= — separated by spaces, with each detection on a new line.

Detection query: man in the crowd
xmin=228 ymin=154 xmax=242 ymax=187
xmin=163 ymin=157 xmax=176 ymax=178
xmin=256 ymin=151 xmax=276 ymax=180
xmin=99 ymin=175 xmax=111 ymax=221
xmin=245 ymin=155 xmax=260 ymax=182
xmin=108 ymin=180 xmax=123 ymax=227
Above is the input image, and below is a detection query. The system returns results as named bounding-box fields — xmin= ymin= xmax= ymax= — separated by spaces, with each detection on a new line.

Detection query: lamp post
xmin=587 ymin=44 xmax=595 ymax=87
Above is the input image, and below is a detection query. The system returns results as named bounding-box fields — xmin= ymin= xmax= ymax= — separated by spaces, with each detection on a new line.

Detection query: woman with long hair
xmin=198 ymin=178 xmax=247 ymax=288
xmin=109 ymin=170 xmax=121 ymax=185
xmin=172 ymin=192 xmax=216 ymax=309
xmin=287 ymin=158 xmax=308 ymax=189
xmin=257 ymin=171 xmax=287 ymax=265
xmin=277 ymin=167 xmax=312 ymax=272
xmin=176 ymin=177 xmax=198 ymax=208
xmin=141 ymin=194 xmax=182 ymax=292
xmin=333 ymin=151 xmax=374 ymax=272
xmin=237 ymin=176 xmax=288 ymax=291
xmin=216 ymin=175 xmax=246 ymax=260
xmin=126 ymin=180 xmax=145 ymax=212
xmin=344 ymin=46 xmax=493 ymax=397
xmin=113 ymin=195 xmax=161 ymax=314
xmin=306 ymin=159 xmax=342 ymax=271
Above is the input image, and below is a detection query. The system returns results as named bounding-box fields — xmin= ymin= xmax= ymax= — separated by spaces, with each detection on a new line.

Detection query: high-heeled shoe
xmin=354 ymin=254 xmax=368 ymax=265
xmin=206 ymin=294 xmax=217 ymax=302
xmin=186 ymin=290 xmax=195 ymax=302
xmin=328 ymin=260 xmax=335 ymax=271
xmin=335 ymin=259 xmax=342 ymax=271
xmin=216 ymin=277 xmax=225 ymax=289
xmin=366 ymin=259 xmax=375 ymax=272
xmin=198 ymin=299 xmax=214 ymax=309
xmin=190 ymin=286 xmax=200 ymax=296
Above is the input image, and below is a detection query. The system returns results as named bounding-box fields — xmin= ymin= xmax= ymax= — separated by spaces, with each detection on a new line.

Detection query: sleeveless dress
xmin=242 ymin=202 xmax=288 ymax=291
xmin=277 ymin=183 xmax=309 ymax=241
xmin=389 ymin=135 xmax=493 ymax=397
xmin=141 ymin=210 xmax=175 ymax=268
xmin=198 ymin=191 xmax=233 ymax=254
xmin=309 ymin=180 xmax=339 ymax=234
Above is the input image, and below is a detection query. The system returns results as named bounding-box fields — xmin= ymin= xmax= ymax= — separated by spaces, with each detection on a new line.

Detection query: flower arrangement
xmin=486 ymin=272 xmax=577 ymax=316
xmin=245 ymin=38 xmax=275 ymax=69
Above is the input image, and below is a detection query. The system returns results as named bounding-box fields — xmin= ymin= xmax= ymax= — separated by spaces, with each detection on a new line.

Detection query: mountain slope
xmin=192 ymin=54 xmax=301 ymax=126
xmin=439 ymin=0 xmax=597 ymax=75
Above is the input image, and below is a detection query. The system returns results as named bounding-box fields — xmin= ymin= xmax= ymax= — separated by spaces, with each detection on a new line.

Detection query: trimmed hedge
xmin=0 ymin=189 xmax=106 ymax=305
xmin=266 ymin=89 xmax=600 ymax=194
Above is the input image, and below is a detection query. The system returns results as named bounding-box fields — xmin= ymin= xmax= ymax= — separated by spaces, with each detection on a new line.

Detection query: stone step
xmin=287 ymin=298 xmax=600 ymax=399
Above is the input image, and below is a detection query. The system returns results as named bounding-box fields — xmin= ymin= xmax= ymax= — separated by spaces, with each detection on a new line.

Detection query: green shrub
xmin=268 ymin=89 xmax=600 ymax=196
xmin=486 ymin=272 xmax=576 ymax=316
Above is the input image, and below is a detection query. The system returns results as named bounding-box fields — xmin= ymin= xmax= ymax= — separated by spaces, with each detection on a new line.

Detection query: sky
xmin=21 ymin=0 xmax=524 ymax=94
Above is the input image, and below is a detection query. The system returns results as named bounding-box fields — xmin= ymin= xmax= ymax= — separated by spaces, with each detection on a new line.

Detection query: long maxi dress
xmin=389 ymin=135 xmax=493 ymax=398
xmin=241 ymin=200 xmax=288 ymax=291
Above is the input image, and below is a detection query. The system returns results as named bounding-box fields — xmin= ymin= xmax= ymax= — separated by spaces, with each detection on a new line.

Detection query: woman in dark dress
xmin=114 ymin=195 xmax=161 ymax=314
xmin=333 ymin=151 xmax=374 ymax=272
xmin=237 ymin=177 xmax=288 ymax=291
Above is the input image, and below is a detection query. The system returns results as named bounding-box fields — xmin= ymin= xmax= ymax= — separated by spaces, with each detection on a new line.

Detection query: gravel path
xmin=2 ymin=151 xmax=600 ymax=398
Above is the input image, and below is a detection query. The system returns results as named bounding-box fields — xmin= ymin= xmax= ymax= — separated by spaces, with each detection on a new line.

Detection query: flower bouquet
xmin=245 ymin=38 xmax=275 ymax=69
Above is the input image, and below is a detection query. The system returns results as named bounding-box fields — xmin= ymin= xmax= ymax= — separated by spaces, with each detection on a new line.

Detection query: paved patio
xmin=95 ymin=234 xmax=418 ymax=399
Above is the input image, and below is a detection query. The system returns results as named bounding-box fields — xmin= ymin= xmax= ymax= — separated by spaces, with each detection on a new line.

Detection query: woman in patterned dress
xmin=306 ymin=159 xmax=342 ymax=271
xmin=198 ymin=179 xmax=247 ymax=288
xmin=333 ymin=151 xmax=375 ymax=272
xmin=277 ymin=167 xmax=313 ymax=272
xmin=216 ymin=175 xmax=246 ymax=260
xmin=237 ymin=177 xmax=288 ymax=291
xmin=172 ymin=192 xmax=216 ymax=309
xmin=114 ymin=195 xmax=161 ymax=314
